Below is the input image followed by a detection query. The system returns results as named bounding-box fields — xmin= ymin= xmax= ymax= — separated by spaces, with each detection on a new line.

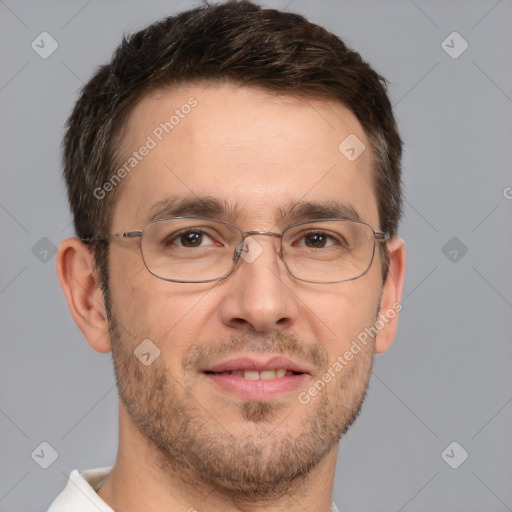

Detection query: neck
xmin=97 ymin=403 xmax=338 ymax=512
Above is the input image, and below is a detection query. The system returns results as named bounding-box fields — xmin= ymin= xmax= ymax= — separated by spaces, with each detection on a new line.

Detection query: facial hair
xmin=109 ymin=315 xmax=375 ymax=499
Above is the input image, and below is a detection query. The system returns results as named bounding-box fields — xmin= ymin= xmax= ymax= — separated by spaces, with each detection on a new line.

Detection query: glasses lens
xmin=141 ymin=218 xmax=241 ymax=282
xmin=281 ymin=220 xmax=376 ymax=283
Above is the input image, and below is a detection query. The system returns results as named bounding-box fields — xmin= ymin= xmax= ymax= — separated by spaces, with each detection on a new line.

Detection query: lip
xmin=201 ymin=355 xmax=313 ymax=374
xmin=199 ymin=354 xmax=313 ymax=400
xmin=203 ymin=372 xmax=309 ymax=400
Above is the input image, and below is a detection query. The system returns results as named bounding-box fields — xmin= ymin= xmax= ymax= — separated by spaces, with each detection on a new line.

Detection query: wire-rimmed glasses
xmin=82 ymin=216 xmax=389 ymax=284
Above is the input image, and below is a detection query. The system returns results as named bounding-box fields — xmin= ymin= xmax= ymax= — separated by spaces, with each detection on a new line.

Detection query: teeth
xmin=209 ymin=369 xmax=298 ymax=379
xmin=235 ymin=369 xmax=292 ymax=380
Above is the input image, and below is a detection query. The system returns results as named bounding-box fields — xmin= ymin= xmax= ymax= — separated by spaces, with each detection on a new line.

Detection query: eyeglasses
xmin=82 ymin=217 xmax=389 ymax=284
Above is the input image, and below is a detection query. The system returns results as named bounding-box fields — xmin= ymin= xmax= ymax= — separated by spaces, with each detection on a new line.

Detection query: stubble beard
xmin=108 ymin=313 xmax=375 ymax=499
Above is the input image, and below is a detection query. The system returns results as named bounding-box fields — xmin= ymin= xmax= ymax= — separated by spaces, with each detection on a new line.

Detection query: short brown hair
xmin=63 ymin=0 xmax=402 ymax=292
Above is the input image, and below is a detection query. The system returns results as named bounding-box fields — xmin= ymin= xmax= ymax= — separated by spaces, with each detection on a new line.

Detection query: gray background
xmin=1 ymin=0 xmax=511 ymax=510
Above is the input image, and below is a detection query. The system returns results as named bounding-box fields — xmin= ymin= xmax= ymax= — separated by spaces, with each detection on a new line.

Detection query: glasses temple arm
xmin=80 ymin=231 xmax=143 ymax=243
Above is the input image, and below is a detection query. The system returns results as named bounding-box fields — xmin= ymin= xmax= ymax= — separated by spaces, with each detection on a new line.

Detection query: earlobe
xmin=56 ymin=238 xmax=112 ymax=353
xmin=374 ymin=236 xmax=406 ymax=354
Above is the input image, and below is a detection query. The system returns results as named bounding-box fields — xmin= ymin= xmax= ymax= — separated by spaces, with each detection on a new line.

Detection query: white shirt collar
xmin=47 ymin=467 xmax=114 ymax=512
xmin=48 ymin=466 xmax=340 ymax=512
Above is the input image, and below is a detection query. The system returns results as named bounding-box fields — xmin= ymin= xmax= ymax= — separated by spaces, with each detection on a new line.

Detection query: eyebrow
xmin=279 ymin=199 xmax=362 ymax=223
xmin=144 ymin=196 xmax=238 ymax=223
xmin=143 ymin=196 xmax=362 ymax=225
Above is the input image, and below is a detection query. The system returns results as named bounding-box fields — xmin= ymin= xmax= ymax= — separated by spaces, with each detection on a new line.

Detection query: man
xmin=50 ymin=0 xmax=405 ymax=510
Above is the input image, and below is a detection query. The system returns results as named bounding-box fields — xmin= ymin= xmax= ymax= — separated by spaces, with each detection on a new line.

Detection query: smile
xmin=204 ymin=369 xmax=299 ymax=380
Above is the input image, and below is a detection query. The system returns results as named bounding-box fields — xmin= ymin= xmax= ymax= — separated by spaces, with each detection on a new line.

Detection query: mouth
xmin=200 ymin=355 xmax=312 ymax=400
xmin=204 ymin=368 xmax=301 ymax=380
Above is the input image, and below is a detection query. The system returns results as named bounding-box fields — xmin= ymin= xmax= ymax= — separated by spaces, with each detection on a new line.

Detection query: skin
xmin=57 ymin=82 xmax=405 ymax=512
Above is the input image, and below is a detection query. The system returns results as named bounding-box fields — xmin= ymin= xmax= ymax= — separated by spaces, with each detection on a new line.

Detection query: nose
xmin=218 ymin=235 xmax=299 ymax=335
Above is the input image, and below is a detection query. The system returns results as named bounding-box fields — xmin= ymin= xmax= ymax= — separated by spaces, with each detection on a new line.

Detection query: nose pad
xmin=233 ymin=243 xmax=243 ymax=262
xmin=239 ymin=236 xmax=266 ymax=264
xmin=228 ymin=231 xmax=290 ymax=284
xmin=235 ymin=235 xmax=285 ymax=267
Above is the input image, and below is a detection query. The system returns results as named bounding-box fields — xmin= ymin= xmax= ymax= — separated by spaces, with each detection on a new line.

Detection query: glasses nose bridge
xmin=241 ymin=230 xmax=282 ymax=240
xmin=242 ymin=230 xmax=282 ymax=249
xmin=233 ymin=230 xmax=283 ymax=261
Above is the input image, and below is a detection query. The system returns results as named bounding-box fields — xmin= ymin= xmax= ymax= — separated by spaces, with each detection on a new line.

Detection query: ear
xmin=374 ymin=236 xmax=406 ymax=354
xmin=56 ymin=238 xmax=112 ymax=353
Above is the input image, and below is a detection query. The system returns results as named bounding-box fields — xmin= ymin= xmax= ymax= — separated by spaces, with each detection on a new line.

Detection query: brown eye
xmin=297 ymin=231 xmax=339 ymax=249
xmin=304 ymin=233 xmax=328 ymax=248
xmin=165 ymin=229 xmax=215 ymax=248
xmin=180 ymin=232 xmax=203 ymax=247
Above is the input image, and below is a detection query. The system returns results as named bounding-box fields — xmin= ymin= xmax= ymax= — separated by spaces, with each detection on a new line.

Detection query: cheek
xmin=110 ymin=263 xmax=218 ymax=353
xmin=306 ymin=282 xmax=381 ymax=356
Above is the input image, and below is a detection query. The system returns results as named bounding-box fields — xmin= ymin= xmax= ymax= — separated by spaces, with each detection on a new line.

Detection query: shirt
xmin=47 ymin=466 xmax=340 ymax=511
xmin=47 ymin=467 xmax=114 ymax=512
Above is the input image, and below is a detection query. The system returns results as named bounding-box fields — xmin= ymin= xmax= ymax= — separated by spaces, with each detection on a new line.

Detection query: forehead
xmin=111 ymin=82 xmax=379 ymax=230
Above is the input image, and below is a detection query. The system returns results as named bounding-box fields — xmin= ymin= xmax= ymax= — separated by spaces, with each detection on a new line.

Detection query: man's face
xmin=106 ymin=83 xmax=384 ymax=496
